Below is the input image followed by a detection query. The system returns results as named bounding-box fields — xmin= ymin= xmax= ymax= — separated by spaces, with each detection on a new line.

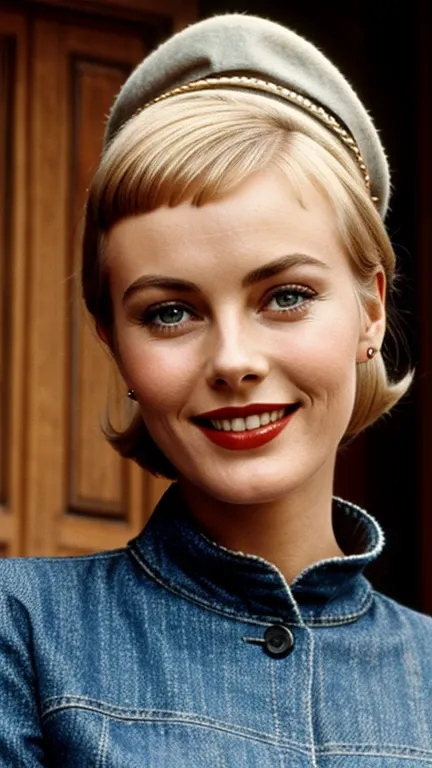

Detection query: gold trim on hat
xmin=144 ymin=75 xmax=375 ymax=198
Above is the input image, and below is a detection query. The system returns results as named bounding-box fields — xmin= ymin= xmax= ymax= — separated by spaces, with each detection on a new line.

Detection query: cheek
xmin=278 ymin=307 xmax=360 ymax=400
xmin=117 ymin=334 xmax=199 ymax=413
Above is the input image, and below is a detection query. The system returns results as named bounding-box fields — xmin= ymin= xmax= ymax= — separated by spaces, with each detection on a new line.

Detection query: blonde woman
xmin=1 ymin=15 xmax=431 ymax=767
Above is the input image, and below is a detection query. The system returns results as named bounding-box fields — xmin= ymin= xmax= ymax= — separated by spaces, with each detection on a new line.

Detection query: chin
xmin=187 ymin=463 xmax=299 ymax=507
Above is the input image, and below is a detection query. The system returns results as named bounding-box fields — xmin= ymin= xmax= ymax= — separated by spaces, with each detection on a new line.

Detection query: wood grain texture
xmin=69 ymin=56 xmax=135 ymax=517
xmin=24 ymin=19 xmax=69 ymax=554
xmin=0 ymin=1 xmax=195 ymax=557
xmin=24 ymin=19 xmax=149 ymax=554
xmin=0 ymin=34 xmax=12 ymax=507
xmin=0 ymin=11 xmax=28 ymax=557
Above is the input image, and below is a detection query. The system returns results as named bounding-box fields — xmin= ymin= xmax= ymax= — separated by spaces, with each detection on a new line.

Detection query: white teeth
xmin=245 ymin=415 xmax=261 ymax=430
xmin=210 ymin=408 xmax=288 ymax=432
xmin=231 ymin=418 xmax=246 ymax=432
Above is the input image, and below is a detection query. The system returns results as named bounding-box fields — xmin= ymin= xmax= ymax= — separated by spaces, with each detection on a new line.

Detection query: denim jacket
xmin=0 ymin=483 xmax=431 ymax=767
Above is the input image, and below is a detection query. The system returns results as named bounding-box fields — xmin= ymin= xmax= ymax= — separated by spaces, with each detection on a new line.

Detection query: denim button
xmin=263 ymin=625 xmax=294 ymax=658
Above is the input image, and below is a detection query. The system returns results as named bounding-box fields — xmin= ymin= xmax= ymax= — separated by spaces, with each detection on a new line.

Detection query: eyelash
xmin=265 ymin=284 xmax=317 ymax=314
xmin=139 ymin=285 xmax=317 ymax=335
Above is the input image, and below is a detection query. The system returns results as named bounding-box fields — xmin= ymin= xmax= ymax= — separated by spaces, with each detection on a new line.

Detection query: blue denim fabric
xmin=0 ymin=483 xmax=431 ymax=766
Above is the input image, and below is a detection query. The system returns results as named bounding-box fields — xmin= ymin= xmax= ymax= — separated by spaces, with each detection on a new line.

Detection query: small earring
xmin=127 ymin=389 xmax=137 ymax=401
xmin=367 ymin=347 xmax=378 ymax=360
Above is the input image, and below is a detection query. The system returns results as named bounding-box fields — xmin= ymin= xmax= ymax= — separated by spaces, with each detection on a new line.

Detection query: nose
xmin=205 ymin=319 xmax=269 ymax=391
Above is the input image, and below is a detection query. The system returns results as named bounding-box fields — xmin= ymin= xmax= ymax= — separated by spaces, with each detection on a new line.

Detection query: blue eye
xmin=140 ymin=302 xmax=195 ymax=332
xmin=153 ymin=305 xmax=189 ymax=325
xmin=266 ymin=286 xmax=315 ymax=312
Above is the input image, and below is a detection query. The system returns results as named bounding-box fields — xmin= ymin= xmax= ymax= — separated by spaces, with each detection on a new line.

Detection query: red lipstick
xmin=197 ymin=403 xmax=289 ymax=419
xmin=193 ymin=403 xmax=299 ymax=451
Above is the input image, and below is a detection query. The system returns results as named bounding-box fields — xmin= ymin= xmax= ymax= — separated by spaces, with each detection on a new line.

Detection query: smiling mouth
xmin=196 ymin=405 xmax=299 ymax=432
xmin=192 ymin=403 xmax=300 ymax=450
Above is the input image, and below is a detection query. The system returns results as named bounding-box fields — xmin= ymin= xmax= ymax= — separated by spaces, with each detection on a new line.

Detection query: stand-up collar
xmin=128 ymin=484 xmax=385 ymax=627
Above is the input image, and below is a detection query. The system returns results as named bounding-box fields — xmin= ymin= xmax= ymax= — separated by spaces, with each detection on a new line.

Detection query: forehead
xmin=105 ymin=168 xmax=349 ymax=285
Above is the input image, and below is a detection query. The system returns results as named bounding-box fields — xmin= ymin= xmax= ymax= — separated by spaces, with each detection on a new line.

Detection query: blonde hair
xmin=82 ymin=90 xmax=412 ymax=477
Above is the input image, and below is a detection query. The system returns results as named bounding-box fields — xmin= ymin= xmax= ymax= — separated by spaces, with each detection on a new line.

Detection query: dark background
xmin=198 ymin=1 xmax=426 ymax=611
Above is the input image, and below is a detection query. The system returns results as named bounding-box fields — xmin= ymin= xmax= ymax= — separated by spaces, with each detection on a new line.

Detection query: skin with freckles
xmin=106 ymin=168 xmax=385 ymax=582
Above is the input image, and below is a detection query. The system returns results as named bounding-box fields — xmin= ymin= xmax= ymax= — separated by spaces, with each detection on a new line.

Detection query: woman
xmin=1 ymin=14 xmax=431 ymax=767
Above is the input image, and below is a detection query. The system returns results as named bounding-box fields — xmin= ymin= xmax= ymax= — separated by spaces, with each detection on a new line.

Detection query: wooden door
xmin=26 ymin=19 xmax=148 ymax=556
xmin=0 ymin=2 xmax=201 ymax=558
xmin=0 ymin=10 xmax=28 ymax=557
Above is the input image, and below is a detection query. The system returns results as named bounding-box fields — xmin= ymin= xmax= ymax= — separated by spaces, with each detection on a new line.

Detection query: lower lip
xmin=195 ymin=411 xmax=297 ymax=451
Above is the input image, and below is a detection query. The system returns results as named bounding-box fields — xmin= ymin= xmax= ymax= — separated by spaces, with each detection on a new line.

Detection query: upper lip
xmin=194 ymin=403 xmax=296 ymax=420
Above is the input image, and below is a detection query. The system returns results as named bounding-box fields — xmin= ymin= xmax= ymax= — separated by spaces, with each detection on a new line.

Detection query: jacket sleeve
xmin=0 ymin=587 xmax=46 ymax=765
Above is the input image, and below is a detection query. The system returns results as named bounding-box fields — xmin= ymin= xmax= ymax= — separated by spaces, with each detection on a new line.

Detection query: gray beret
xmin=105 ymin=14 xmax=390 ymax=217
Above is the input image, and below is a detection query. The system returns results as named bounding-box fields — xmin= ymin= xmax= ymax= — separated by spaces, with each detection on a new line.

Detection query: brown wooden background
xmin=1 ymin=0 xmax=430 ymax=614
xmin=0 ymin=0 xmax=193 ymax=558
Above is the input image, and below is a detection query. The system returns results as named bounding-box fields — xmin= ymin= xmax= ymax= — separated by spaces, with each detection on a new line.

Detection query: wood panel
xmin=69 ymin=57 xmax=134 ymax=520
xmin=0 ymin=34 xmax=12 ymax=510
xmin=0 ymin=2 xmax=195 ymax=560
xmin=0 ymin=11 xmax=28 ymax=557
xmin=24 ymin=17 xmax=165 ymax=555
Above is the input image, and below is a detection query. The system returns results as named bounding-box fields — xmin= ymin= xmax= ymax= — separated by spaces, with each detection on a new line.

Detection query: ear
xmin=356 ymin=270 xmax=386 ymax=363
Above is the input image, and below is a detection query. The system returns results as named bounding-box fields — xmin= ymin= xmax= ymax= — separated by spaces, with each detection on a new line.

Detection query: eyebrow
xmin=242 ymin=253 xmax=329 ymax=287
xmin=122 ymin=253 xmax=328 ymax=304
xmin=123 ymin=276 xmax=197 ymax=304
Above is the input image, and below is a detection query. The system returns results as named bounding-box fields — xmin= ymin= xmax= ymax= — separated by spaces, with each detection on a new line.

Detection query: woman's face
xmin=106 ymin=168 xmax=384 ymax=506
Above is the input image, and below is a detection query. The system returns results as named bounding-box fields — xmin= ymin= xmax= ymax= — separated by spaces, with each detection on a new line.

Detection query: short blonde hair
xmin=82 ymin=90 xmax=412 ymax=477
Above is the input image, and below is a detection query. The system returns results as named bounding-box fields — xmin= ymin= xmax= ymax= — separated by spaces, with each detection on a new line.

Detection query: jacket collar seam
xmin=128 ymin=545 xmax=307 ymax=626
xmin=129 ymin=544 xmax=370 ymax=626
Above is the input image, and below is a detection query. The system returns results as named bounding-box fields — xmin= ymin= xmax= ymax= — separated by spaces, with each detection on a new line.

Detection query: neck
xmin=178 ymin=473 xmax=345 ymax=585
